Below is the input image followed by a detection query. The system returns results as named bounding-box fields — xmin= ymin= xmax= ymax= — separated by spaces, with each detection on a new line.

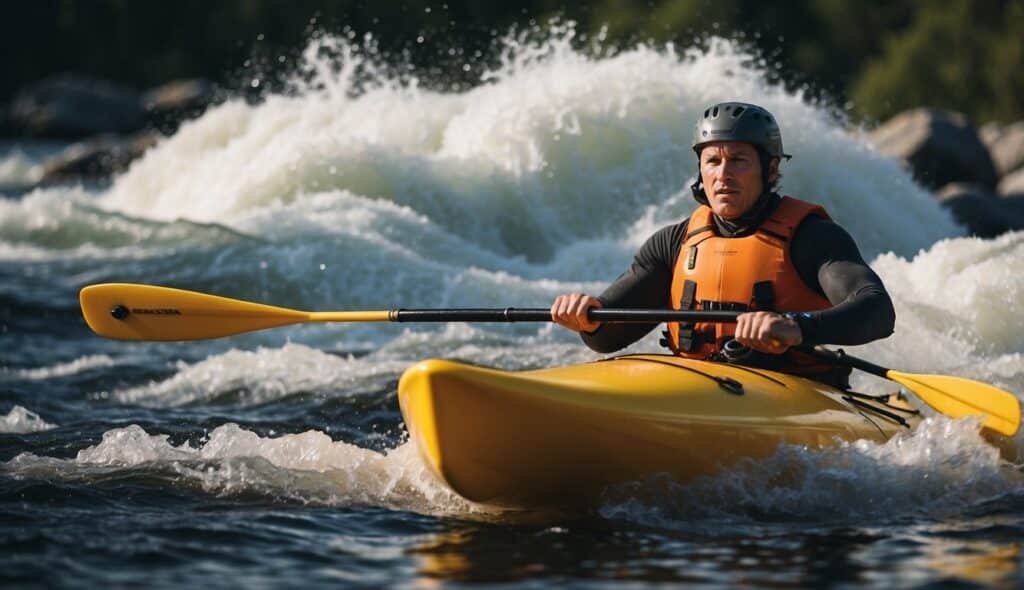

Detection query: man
xmin=550 ymin=102 xmax=895 ymax=387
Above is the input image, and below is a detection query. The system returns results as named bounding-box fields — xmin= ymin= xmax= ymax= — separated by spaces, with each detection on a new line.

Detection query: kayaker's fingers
xmin=551 ymin=293 xmax=600 ymax=333
xmin=735 ymin=312 xmax=798 ymax=354
xmin=571 ymin=295 xmax=602 ymax=333
xmin=551 ymin=295 xmax=572 ymax=327
xmin=735 ymin=312 xmax=756 ymax=342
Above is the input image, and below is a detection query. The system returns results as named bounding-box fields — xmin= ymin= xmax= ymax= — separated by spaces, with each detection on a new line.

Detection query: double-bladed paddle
xmin=79 ymin=283 xmax=1020 ymax=436
xmin=78 ymin=283 xmax=741 ymax=340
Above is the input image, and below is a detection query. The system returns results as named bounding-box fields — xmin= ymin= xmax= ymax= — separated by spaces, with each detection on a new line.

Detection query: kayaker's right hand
xmin=551 ymin=293 xmax=603 ymax=334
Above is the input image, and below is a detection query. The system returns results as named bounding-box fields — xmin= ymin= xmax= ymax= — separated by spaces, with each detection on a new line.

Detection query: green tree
xmin=852 ymin=0 xmax=1024 ymax=123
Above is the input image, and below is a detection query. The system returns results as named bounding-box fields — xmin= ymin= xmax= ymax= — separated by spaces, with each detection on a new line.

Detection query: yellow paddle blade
xmin=887 ymin=370 xmax=1021 ymax=436
xmin=80 ymin=283 xmax=311 ymax=341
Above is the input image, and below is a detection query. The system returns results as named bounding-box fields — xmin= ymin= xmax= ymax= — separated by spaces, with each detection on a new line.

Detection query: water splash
xmin=96 ymin=30 xmax=953 ymax=262
xmin=3 ymin=423 xmax=492 ymax=517
xmin=599 ymin=417 xmax=1023 ymax=529
xmin=5 ymin=354 xmax=116 ymax=381
xmin=0 ymin=406 xmax=57 ymax=433
xmin=106 ymin=343 xmax=408 ymax=407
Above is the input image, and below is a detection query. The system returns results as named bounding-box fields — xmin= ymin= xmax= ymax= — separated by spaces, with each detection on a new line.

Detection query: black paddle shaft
xmin=798 ymin=346 xmax=890 ymax=378
xmin=391 ymin=308 xmax=742 ymax=323
xmin=391 ymin=309 xmax=892 ymax=379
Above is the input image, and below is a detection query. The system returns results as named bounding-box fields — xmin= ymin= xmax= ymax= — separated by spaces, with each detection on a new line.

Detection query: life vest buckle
xmin=700 ymin=300 xmax=748 ymax=312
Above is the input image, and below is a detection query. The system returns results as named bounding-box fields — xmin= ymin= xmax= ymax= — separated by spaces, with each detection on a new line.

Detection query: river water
xmin=3 ymin=29 xmax=1024 ymax=588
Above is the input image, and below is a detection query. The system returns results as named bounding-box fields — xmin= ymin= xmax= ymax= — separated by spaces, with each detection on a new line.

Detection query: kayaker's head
xmin=690 ymin=102 xmax=791 ymax=219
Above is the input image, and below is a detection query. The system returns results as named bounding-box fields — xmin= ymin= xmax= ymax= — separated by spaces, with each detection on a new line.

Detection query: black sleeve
xmin=789 ymin=216 xmax=896 ymax=346
xmin=580 ymin=222 xmax=687 ymax=353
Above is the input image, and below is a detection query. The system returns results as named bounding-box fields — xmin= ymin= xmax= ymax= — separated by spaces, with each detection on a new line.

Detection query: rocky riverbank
xmin=868 ymin=109 xmax=1024 ymax=237
xmin=3 ymin=74 xmax=1023 ymax=238
xmin=1 ymin=74 xmax=215 ymax=185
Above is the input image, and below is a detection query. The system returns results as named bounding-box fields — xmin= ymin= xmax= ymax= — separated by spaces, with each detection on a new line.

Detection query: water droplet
xmin=250 ymin=78 xmax=261 ymax=88
xmin=319 ymin=263 xmax=327 ymax=271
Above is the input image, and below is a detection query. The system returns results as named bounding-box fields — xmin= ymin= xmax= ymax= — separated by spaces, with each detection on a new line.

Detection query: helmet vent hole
xmin=733 ymin=106 xmax=745 ymax=117
xmin=712 ymin=106 xmax=719 ymax=117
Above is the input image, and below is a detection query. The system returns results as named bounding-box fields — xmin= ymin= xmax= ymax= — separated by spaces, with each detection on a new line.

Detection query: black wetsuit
xmin=581 ymin=193 xmax=896 ymax=358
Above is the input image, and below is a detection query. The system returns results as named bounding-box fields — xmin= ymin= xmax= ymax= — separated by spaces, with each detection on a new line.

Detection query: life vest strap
xmin=676 ymin=280 xmax=699 ymax=351
xmin=699 ymin=301 xmax=748 ymax=312
xmin=752 ymin=281 xmax=775 ymax=310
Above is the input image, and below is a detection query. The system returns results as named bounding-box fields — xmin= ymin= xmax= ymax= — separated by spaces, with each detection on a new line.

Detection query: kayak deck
xmin=397 ymin=354 xmax=918 ymax=508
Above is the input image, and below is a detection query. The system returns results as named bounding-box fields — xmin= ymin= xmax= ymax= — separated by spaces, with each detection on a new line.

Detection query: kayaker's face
xmin=699 ymin=142 xmax=777 ymax=219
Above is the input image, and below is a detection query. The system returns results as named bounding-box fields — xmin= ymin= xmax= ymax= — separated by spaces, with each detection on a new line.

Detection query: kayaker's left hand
xmin=734 ymin=311 xmax=802 ymax=354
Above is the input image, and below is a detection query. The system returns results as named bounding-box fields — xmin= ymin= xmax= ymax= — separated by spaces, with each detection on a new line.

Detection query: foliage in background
xmin=851 ymin=0 xmax=1024 ymax=123
xmin=2 ymin=0 xmax=1021 ymax=125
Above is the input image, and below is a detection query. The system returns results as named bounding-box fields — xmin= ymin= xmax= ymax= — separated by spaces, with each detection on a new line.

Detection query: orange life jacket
xmin=665 ymin=196 xmax=834 ymax=375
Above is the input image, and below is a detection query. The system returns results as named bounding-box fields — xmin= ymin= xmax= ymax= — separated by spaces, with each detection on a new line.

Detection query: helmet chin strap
xmin=690 ymin=177 xmax=709 ymax=205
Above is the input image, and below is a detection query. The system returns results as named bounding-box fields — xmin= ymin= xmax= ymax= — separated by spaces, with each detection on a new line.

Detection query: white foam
xmin=873 ymin=231 xmax=1024 ymax=356
xmin=844 ymin=231 xmax=1024 ymax=397
xmin=108 ymin=343 xmax=409 ymax=407
xmin=0 ymin=148 xmax=43 ymax=187
xmin=0 ymin=406 xmax=57 ymax=433
xmin=108 ymin=328 xmax=599 ymax=408
xmin=7 ymin=354 xmax=116 ymax=381
xmin=0 ymin=29 xmax=980 ymax=327
xmin=98 ymin=30 xmax=954 ymax=262
xmin=0 ymin=187 xmax=248 ymax=262
xmin=4 ymin=423 xmax=491 ymax=517
xmin=7 ymin=415 xmax=1019 ymax=522
xmin=600 ymin=417 xmax=1022 ymax=527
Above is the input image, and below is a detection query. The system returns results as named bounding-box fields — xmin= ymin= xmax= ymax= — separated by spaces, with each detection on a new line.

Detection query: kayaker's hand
xmin=551 ymin=293 xmax=603 ymax=333
xmin=734 ymin=311 xmax=802 ymax=354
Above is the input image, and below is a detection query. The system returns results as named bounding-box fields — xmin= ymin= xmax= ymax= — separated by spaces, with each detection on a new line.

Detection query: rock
xmin=39 ymin=131 xmax=159 ymax=181
xmin=142 ymin=78 xmax=216 ymax=117
xmin=1000 ymin=167 xmax=1024 ymax=197
xmin=869 ymin=109 xmax=998 ymax=190
xmin=936 ymin=182 xmax=1024 ymax=237
xmin=980 ymin=121 xmax=1004 ymax=146
xmin=980 ymin=121 xmax=1024 ymax=178
xmin=9 ymin=74 xmax=146 ymax=139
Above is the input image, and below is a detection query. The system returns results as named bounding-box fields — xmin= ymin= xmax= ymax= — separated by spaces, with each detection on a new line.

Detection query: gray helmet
xmin=692 ymin=102 xmax=791 ymax=159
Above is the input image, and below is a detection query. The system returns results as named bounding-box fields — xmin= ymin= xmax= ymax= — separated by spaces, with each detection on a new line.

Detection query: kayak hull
xmin=397 ymin=354 xmax=917 ymax=508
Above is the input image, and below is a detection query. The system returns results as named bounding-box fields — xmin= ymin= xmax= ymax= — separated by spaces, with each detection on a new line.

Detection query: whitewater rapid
xmin=2 ymin=29 xmax=1022 ymax=524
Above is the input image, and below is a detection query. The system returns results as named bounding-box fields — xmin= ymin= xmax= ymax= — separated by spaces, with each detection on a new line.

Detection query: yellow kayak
xmin=397 ymin=354 xmax=921 ymax=508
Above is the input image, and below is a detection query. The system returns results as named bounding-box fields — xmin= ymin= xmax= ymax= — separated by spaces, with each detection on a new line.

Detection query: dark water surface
xmin=3 ymin=304 xmax=1023 ymax=589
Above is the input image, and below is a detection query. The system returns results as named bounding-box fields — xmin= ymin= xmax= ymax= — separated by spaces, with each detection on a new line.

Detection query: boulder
xmin=980 ymin=121 xmax=1024 ymax=178
xmin=980 ymin=121 xmax=1003 ymax=146
xmin=142 ymin=78 xmax=216 ymax=117
xmin=9 ymin=74 xmax=145 ymax=139
xmin=936 ymin=182 xmax=1024 ymax=238
xmin=869 ymin=109 xmax=999 ymax=190
xmin=1000 ymin=167 xmax=1024 ymax=197
xmin=39 ymin=131 xmax=159 ymax=181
